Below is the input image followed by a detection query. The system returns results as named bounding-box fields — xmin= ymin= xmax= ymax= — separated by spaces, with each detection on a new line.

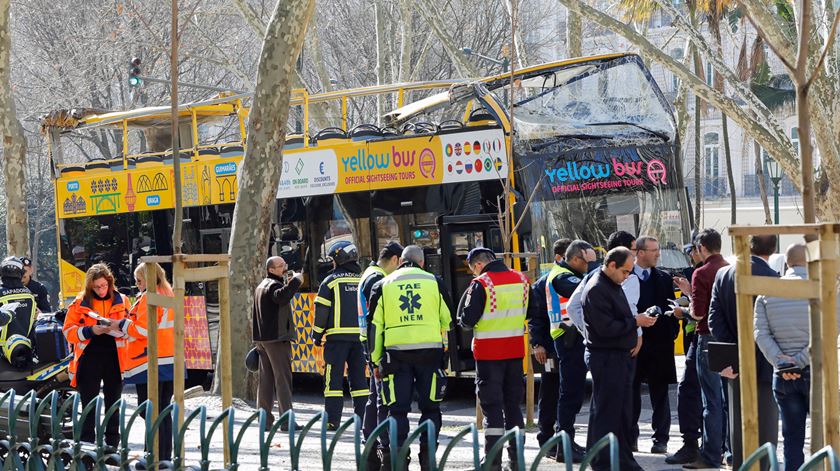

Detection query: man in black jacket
xmin=314 ymin=241 xmax=366 ymax=429
xmin=529 ymin=239 xmax=593 ymax=462
xmin=630 ymin=236 xmax=679 ymax=454
xmin=582 ymin=247 xmax=656 ymax=471
xmin=20 ymin=257 xmax=50 ymax=313
xmin=253 ymin=256 xmax=303 ymax=430
xmin=708 ymin=235 xmax=779 ymax=469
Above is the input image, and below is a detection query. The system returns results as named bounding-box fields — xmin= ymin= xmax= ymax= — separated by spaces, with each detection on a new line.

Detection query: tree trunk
xmin=566 ymin=9 xmax=582 ymax=58
xmin=721 ymin=115 xmax=736 ymax=224
xmin=0 ymin=0 xmax=29 ymax=257
xmin=754 ymin=140 xmax=773 ymax=224
xmin=416 ymin=0 xmax=481 ymax=77
xmin=374 ymin=0 xmax=387 ymax=123
xmin=223 ymin=0 xmax=316 ymax=400
xmin=397 ymin=0 xmax=413 ymax=82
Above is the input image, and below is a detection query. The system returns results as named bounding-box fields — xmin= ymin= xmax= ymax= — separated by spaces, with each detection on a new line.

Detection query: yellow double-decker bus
xmin=45 ymin=53 xmax=692 ymax=381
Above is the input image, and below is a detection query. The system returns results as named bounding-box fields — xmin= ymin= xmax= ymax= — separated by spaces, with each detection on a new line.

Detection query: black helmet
xmin=0 ymin=257 xmax=23 ymax=279
xmin=245 ymin=347 xmax=260 ymax=373
xmin=327 ymin=241 xmax=358 ymax=266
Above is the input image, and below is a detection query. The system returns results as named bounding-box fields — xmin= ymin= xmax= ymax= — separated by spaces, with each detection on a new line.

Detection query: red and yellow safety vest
xmin=472 ymin=269 xmax=530 ymax=360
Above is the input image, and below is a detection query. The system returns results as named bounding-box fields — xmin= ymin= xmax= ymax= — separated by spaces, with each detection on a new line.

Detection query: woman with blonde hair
xmin=63 ymin=263 xmax=128 ymax=448
xmin=121 ymin=262 xmax=176 ymax=467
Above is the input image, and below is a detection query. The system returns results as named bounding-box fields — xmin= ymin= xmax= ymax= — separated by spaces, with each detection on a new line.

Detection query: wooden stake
xmin=144 ymin=263 xmax=160 ymax=467
xmin=808 ymin=236 xmax=825 ymax=452
xmin=172 ymin=259 xmax=186 ymax=458
xmin=733 ymin=235 xmax=758 ymax=462
xmin=818 ymin=225 xmax=839 ymax=450
xmin=525 ymin=343 xmax=534 ymax=426
xmin=218 ymin=268 xmax=233 ymax=465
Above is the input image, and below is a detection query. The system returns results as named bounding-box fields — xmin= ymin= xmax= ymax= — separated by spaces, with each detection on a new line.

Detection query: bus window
xmin=307 ymin=194 xmax=371 ymax=286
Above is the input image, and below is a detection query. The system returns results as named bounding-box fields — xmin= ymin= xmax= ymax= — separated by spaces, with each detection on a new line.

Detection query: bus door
xmin=439 ymin=214 xmax=504 ymax=373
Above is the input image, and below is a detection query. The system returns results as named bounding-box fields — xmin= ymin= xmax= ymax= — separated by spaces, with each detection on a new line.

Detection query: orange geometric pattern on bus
xmin=290 ymin=293 xmax=323 ymax=374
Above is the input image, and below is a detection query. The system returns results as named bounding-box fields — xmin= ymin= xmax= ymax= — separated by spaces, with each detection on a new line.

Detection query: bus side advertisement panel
xmin=439 ymin=128 xmax=508 ymax=184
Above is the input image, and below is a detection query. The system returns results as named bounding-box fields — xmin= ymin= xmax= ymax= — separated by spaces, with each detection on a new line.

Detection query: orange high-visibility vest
xmin=121 ymin=286 xmax=176 ymax=384
xmin=63 ymin=292 xmax=128 ymax=387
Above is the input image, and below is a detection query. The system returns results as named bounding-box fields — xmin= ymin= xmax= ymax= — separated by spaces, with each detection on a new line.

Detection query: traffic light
xmin=128 ymin=57 xmax=142 ymax=87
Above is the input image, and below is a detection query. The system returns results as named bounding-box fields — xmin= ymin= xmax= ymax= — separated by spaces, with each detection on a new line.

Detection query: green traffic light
xmin=128 ymin=76 xmax=142 ymax=87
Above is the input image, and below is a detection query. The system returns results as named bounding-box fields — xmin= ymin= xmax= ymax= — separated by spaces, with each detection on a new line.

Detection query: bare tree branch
xmin=806 ymin=7 xmax=840 ymax=88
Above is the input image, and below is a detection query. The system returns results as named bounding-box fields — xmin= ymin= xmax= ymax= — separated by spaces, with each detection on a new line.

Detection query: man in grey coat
xmin=754 ymin=243 xmax=840 ymax=470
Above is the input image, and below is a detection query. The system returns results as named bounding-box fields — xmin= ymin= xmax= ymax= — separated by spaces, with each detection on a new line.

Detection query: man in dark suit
xmin=709 ymin=234 xmax=779 ymax=469
xmin=630 ymin=236 xmax=680 ymax=454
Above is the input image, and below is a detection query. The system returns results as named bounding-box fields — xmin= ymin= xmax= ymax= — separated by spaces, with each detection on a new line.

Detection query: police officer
xmin=20 ymin=257 xmax=51 ymax=313
xmin=459 ymin=248 xmax=536 ymax=471
xmin=0 ymin=257 xmax=37 ymax=369
xmin=531 ymin=240 xmax=594 ymax=462
xmin=358 ymin=241 xmax=403 ymax=470
xmin=313 ymin=241 xmax=368 ymax=430
xmin=369 ymin=245 xmax=451 ymax=470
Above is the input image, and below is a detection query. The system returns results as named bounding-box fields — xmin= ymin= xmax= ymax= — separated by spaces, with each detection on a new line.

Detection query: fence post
xmin=818 ymin=224 xmax=839 ymax=451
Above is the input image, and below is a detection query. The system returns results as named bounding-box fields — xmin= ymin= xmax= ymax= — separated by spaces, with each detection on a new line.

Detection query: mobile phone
xmin=777 ymin=364 xmax=803 ymax=376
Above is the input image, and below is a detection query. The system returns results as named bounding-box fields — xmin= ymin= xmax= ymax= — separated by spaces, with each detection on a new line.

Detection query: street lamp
xmin=765 ymin=158 xmax=783 ymax=225
xmin=460 ymin=47 xmax=510 ymax=72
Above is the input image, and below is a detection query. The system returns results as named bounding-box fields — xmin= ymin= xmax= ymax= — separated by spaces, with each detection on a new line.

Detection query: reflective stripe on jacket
xmin=371 ymin=266 xmax=451 ymax=364
xmin=121 ymin=286 xmax=176 ymax=384
xmin=472 ymin=269 xmax=529 ymax=360
xmin=358 ymin=264 xmax=386 ymax=341
xmin=546 ymin=264 xmax=573 ymax=339
xmin=63 ymin=291 xmax=128 ymax=387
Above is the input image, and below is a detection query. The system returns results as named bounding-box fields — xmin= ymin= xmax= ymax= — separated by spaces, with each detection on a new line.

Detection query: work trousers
xmin=773 ymin=370 xmax=810 ymax=471
xmin=631 ymin=378 xmax=671 ymax=445
xmin=555 ymin=335 xmax=587 ymax=441
xmin=256 ymin=340 xmax=294 ymax=426
xmin=727 ymin=376 xmax=778 ymax=470
xmin=696 ymin=334 xmax=726 ymax=467
xmin=385 ymin=362 xmax=442 ymax=447
xmin=676 ymin=334 xmax=702 ymax=444
xmin=76 ymin=351 xmax=123 ymax=446
xmin=585 ymin=349 xmax=642 ymax=471
xmin=362 ymin=368 xmax=390 ymax=448
xmin=476 ymin=358 xmax=525 ymax=464
xmin=535 ymin=369 xmax=558 ymax=447
xmin=136 ymin=380 xmax=174 ymax=461
xmin=323 ymin=340 xmax=368 ymax=426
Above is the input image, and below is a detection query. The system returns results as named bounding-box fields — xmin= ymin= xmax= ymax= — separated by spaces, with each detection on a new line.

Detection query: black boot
xmin=378 ymin=449 xmax=392 ymax=471
xmin=365 ymin=446 xmax=382 ymax=471
xmin=419 ymin=444 xmax=432 ymax=471
xmin=665 ymin=440 xmax=699 ymax=465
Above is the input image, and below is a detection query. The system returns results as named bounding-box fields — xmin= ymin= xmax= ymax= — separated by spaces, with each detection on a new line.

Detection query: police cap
xmin=466 ymin=247 xmax=496 ymax=264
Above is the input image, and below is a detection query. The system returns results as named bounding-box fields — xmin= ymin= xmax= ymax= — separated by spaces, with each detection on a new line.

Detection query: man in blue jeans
xmin=684 ymin=229 xmax=729 ymax=469
xmin=754 ymin=243 xmax=839 ymax=470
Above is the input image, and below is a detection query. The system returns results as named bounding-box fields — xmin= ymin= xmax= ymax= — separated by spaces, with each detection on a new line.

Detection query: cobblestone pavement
xmin=114 ymin=357 xmax=794 ymax=470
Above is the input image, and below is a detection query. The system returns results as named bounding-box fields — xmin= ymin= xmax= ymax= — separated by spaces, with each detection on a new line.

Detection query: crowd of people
xmin=0 ymin=224 xmax=822 ymax=470
xmin=253 ymin=228 xmax=824 ymax=471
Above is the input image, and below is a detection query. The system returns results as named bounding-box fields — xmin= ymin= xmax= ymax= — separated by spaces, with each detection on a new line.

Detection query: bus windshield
xmin=512 ymin=57 xmax=675 ymax=143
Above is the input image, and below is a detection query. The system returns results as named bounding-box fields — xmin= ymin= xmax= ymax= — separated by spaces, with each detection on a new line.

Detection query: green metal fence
xmin=0 ymin=389 xmax=834 ymax=470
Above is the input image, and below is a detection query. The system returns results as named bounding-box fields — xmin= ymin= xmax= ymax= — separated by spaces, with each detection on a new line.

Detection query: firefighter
xmin=313 ymin=241 xmax=368 ymax=430
xmin=368 ymin=245 xmax=451 ymax=470
xmin=358 ymin=241 xmax=403 ymax=470
xmin=545 ymin=240 xmax=595 ymax=462
xmin=458 ymin=247 xmax=537 ymax=471
xmin=0 ymin=257 xmax=37 ymax=369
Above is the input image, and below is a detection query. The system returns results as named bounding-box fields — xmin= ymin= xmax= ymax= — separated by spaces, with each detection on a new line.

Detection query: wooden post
xmin=218 ymin=267 xmax=233 ymax=465
xmin=733 ymin=235 xmax=758 ymax=463
xmin=818 ymin=225 xmax=839 ymax=450
xmin=144 ymin=263 xmax=160 ymax=467
xmin=808 ymin=234 xmax=825 ymax=452
xmin=172 ymin=259 xmax=187 ymax=453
